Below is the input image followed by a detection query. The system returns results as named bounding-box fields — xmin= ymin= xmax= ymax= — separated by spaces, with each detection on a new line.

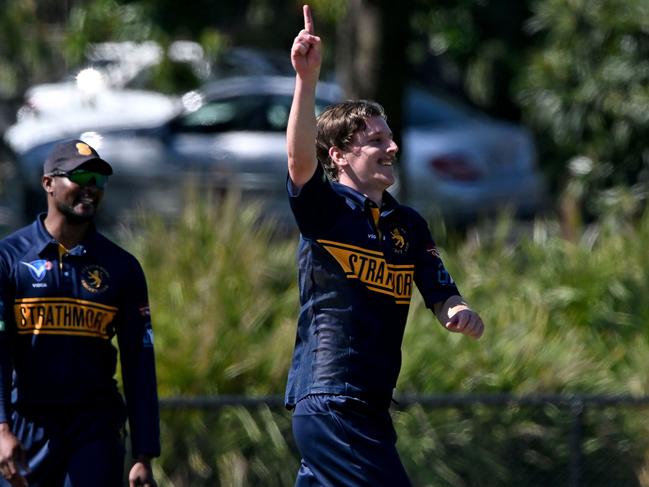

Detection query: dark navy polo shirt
xmin=285 ymin=165 xmax=460 ymax=408
xmin=0 ymin=215 xmax=160 ymax=457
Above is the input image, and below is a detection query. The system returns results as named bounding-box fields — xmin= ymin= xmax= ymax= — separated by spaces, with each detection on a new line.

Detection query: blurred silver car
xmin=16 ymin=75 xmax=544 ymax=228
xmin=16 ymin=76 xmax=340 ymax=227
xmin=400 ymin=89 xmax=543 ymax=221
xmin=4 ymin=41 xmax=211 ymax=154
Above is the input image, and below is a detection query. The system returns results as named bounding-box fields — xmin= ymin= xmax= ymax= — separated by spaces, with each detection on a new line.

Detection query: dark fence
xmin=157 ymin=394 xmax=649 ymax=487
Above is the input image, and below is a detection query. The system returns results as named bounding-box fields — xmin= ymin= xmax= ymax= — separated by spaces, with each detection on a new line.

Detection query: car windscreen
xmin=171 ymin=94 xmax=334 ymax=133
xmin=405 ymin=88 xmax=475 ymax=128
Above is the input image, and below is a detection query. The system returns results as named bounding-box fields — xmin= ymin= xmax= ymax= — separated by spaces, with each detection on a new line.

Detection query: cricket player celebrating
xmin=285 ymin=5 xmax=485 ymax=485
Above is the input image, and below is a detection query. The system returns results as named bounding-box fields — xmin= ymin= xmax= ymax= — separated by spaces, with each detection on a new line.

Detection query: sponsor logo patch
xmin=20 ymin=260 xmax=51 ymax=282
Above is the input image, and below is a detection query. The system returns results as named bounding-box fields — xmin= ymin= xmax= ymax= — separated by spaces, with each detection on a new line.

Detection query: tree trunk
xmin=335 ymin=0 xmax=411 ymax=201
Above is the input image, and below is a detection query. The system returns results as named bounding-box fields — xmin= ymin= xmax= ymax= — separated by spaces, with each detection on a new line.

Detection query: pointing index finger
xmin=303 ymin=4 xmax=314 ymax=34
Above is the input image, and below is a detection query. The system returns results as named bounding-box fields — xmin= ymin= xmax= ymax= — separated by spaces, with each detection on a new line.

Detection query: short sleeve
xmin=287 ymin=165 xmax=346 ymax=238
xmin=412 ymin=214 xmax=461 ymax=308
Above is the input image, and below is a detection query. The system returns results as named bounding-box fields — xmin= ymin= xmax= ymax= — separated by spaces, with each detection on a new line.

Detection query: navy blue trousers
xmin=292 ymin=394 xmax=412 ymax=487
xmin=0 ymin=405 xmax=126 ymax=487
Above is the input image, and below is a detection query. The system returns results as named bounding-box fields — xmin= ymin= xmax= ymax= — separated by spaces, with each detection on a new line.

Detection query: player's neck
xmin=43 ymin=212 xmax=92 ymax=249
xmin=339 ymin=176 xmax=384 ymax=207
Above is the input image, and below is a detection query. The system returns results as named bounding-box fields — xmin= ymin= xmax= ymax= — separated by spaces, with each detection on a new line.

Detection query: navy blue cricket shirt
xmin=0 ymin=215 xmax=160 ymax=457
xmin=285 ymin=165 xmax=460 ymax=409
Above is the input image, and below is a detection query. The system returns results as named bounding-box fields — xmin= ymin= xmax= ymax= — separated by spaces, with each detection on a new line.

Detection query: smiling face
xmin=42 ymin=172 xmax=104 ymax=223
xmin=331 ymin=116 xmax=399 ymax=202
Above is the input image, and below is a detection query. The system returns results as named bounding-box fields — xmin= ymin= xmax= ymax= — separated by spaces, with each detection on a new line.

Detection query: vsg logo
xmin=21 ymin=260 xmax=52 ymax=287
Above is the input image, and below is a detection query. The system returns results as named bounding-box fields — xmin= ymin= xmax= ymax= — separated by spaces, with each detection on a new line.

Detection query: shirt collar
xmin=330 ymin=180 xmax=401 ymax=215
xmin=32 ymin=213 xmax=98 ymax=257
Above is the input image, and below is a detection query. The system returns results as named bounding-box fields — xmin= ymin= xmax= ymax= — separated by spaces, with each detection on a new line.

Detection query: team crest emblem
xmin=21 ymin=259 xmax=51 ymax=282
xmin=390 ymin=227 xmax=409 ymax=254
xmin=76 ymin=142 xmax=93 ymax=156
xmin=81 ymin=265 xmax=110 ymax=293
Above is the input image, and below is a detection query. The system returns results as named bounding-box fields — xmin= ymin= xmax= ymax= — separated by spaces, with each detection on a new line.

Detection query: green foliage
xmin=141 ymin=55 xmax=202 ymax=95
xmin=400 ymin=212 xmax=649 ymax=396
xmin=118 ymin=199 xmax=649 ymax=485
xmin=308 ymin=0 xmax=347 ymax=24
xmin=121 ymin=194 xmax=300 ymax=485
xmin=156 ymin=406 xmax=296 ymax=486
xmin=64 ymin=0 xmax=155 ymax=64
xmin=517 ymin=0 xmax=649 ymax=213
xmin=0 ymin=0 xmax=57 ymax=96
xmin=410 ymin=0 xmax=533 ymax=121
xmin=396 ymin=404 xmax=645 ymax=486
xmin=124 ymin=193 xmax=297 ymax=398
xmin=394 ymin=211 xmax=649 ymax=485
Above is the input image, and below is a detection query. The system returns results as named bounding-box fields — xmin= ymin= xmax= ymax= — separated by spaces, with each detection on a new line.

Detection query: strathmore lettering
xmin=319 ymin=240 xmax=414 ymax=304
xmin=13 ymin=297 xmax=118 ymax=338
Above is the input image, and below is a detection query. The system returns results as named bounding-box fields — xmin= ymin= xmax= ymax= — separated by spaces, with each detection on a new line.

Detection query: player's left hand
xmin=128 ymin=459 xmax=157 ymax=487
xmin=445 ymin=308 xmax=484 ymax=339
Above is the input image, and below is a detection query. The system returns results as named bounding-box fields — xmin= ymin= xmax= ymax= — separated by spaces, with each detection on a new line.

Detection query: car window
xmin=264 ymin=95 xmax=333 ymax=131
xmin=173 ymin=94 xmax=336 ymax=133
xmin=173 ymin=95 xmax=270 ymax=133
xmin=265 ymin=96 xmax=291 ymax=131
xmin=405 ymin=88 xmax=474 ymax=128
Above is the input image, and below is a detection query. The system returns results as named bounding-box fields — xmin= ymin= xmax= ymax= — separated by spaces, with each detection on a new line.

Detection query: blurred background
xmin=2 ymin=0 xmax=649 ymax=485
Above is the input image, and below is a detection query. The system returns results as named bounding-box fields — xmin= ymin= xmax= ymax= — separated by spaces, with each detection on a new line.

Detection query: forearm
xmin=287 ymin=76 xmax=319 ymax=187
xmin=287 ymin=5 xmax=321 ymax=187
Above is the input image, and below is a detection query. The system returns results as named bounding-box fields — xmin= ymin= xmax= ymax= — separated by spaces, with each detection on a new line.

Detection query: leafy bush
xmin=120 ymin=199 xmax=649 ymax=485
xmin=122 ymin=194 xmax=299 ymax=485
xmin=518 ymin=0 xmax=649 ymax=214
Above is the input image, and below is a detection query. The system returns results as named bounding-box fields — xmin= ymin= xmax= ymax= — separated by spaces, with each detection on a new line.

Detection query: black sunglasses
xmin=49 ymin=169 xmax=109 ymax=189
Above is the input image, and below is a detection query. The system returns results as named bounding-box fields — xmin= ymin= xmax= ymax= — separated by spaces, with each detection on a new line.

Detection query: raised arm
xmin=287 ymin=4 xmax=322 ymax=188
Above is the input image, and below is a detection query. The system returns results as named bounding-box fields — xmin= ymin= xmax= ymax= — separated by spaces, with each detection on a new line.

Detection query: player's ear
xmin=329 ymin=146 xmax=347 ymax=169
xmin=42 ymin=175 xmax=54 ymax=194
